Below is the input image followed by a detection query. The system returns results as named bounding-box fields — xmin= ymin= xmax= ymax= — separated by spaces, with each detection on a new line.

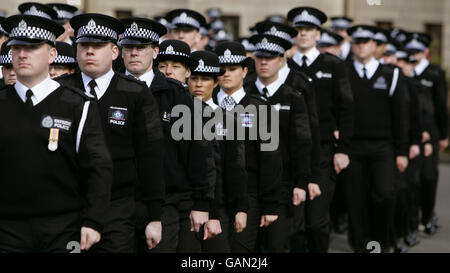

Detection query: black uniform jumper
xmin=0 ymin=84 xmax=113 ymax=252
xmin=342 ymin=60 xmax=409 ymax=252
xmin=288 ymin=52 xmax=354 ymax=252
xmin=56 ymin=72 xmax=165 ymax=252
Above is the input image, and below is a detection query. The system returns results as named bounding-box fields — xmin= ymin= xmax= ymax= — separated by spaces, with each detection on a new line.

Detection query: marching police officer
xmin=0 ymin=14 xmax=112 ymax=252
xmin=56 ymin=13 xmax=165 ymax=252
xmin=49 ymin=41 xmax=77 ymax=78
xmin=166 ymin=9 xmax=207 ymax=52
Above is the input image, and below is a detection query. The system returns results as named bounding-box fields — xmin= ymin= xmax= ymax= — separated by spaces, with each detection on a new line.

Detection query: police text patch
xmin=41 ymin=115 xmax=72 ymax=133
xmin=108 ymin=106 xmax=128 ymax=126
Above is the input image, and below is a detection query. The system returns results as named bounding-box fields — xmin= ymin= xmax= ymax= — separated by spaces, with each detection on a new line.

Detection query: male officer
xmin=47 ymin=3 xmax=78 ymax=45
xmin=343 ymin=25 xmax=409 ymax=252
xmin=405 ymin=32 xmax=448 ymax=234
xmin=166 ymin=9 xmax=206 ymax=52
xmin=330 ymin=16 xmax=354 ymax=62
xmin=56 ymin=13 xmax=165 ymax=252
xmin=0 ymin=44 xmax=16 ymax=86
xmin=0 ymin=14 xmax=112 ymax=252
xmin=287 ymin=7 xmax=354 ymax=252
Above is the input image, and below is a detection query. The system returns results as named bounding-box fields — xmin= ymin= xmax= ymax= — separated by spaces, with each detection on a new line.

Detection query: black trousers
xmin=0 ymin=211 xmax=80 ymax=253
xmin=391 ymin=170 xmax=409 ymax=244
xmin=419 ymin=142 xmax=440 ymax=225
xmin=304 ymin=143 xmax=336 ymax=252
xmin=406 ymin=154 xmax=422 ymax=233
xmin=230 ymin=194 xmax=261 ymax=253
xmin=90 ymin=195 xmax=135 ymax=253
xmin=341 ymin=140 xmax=396 ymax=252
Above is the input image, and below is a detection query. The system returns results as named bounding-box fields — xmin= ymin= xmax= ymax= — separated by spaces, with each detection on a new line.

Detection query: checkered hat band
xmin=218 ymin=55 xmax=247 ymax=64
xmin=374 ymin=32 xmax=387 ymax=42
xmin=55 ymin=10 xmax=74 ymax=20
xmin=241 ymin=40 xmax=255 ymax=51
xmin=293 ymin=13 xmax=321 ymax=26
xmin=194 ymin=65 xmax=221 ymax=73
xmin=0 ymin=55 xmax=12 ymax=64
xmin=405 ymin=39 xmax=426 ymax=51
xmin=255 ymin=41 xmax=284 ymax=54
xmin=172 ymin=15 xmax=200 ymax=29
xmin=352 ymin=30 xmax=374 ymax=39
xmin=159 ymin=51 xmax=190 ymax=58
xmin=23 ymin=10 xmax=52 ymax=20
xmin=54 ymin=55 xmax=76 ymax=64
xmin=264 ymin=30 xmax=292 ymax=42
xmin=332 ymin=19 xmax=350 ymax=29
xmin=122 ymin=27 xmax=159 ymax=42
xmin=10 ymin=26 xmax=56 ymax=42
xmin=395 ymin=51 xmax=408 ymax=59
xmin=319 ymin=33 xmax=337 ymax=45
xmin=77 ymin=24 xmax=118 ymax=40
xmin=386 ymin=43 xmax=397 ymax=53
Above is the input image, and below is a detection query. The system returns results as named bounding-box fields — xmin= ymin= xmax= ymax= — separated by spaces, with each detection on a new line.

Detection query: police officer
xmin=405 ymin=32 xmax=449 ymax=234
xmin=166 ymin=9 xmax=207 ymax=52
xmin=247 ymin=33 xmax=312 ymax=252
xmin=0 ymin=14 xmax=112 ymax=252
xmin=56 ymin=13 xmax=165 ymax=252
xmin=47 ymin=3 xmax=78 ymax=45
xmin=156 ymin=39 xmax=197 ymax=83
xmin=0 ymin=16 xmax=8 ymax=85
xmin=317 ymin=29 xmax=344 ymax=56
xmin=343 ymin=25 xmax=409 ymax=252
xmin=330 ymin=16 xmax=354 ymax=62
xmin=49 ymin=41 xmax=77 ymax=78
xmin=287 ymin=6 xmax=354 ymax=252
xmin=0 ymin=44 xmax=16 ymax=86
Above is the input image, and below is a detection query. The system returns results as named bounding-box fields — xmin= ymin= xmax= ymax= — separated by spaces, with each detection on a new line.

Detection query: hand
xmin=396 ymin=156 xmax=409 ymax=173
xmin=409 ymin=145 xmax=421 ymax=159
xmin=292 ymin=187 xmax=306 ymax=206
xmin=334 ymin=153 xmax=350 ymax=174
xmin=308 ymin=183 xmax=322 ymax=200
xmin=145 ymin=221 xmax=162 ymax=250
xmin=422 ymin=131 xmax=431 ymax=143
xmin=203 ymin=219 xmax=222 ymax=240
xmin=80 ymin=226 xmax=101 ymax=251
xmin=439 ymin=137 xmax=449 ymax=152
xmin=234 ymin=212 xmax=247 ymax=233
xmin=334 ymin=130 xmax=340 ymax=140
xmin=189 ymin=210 xmax=209 ymax=232
xmin=424 ymin=143 xmax=433 ymax=157
xmin=259 ymin=215 xmax=278 ymax=227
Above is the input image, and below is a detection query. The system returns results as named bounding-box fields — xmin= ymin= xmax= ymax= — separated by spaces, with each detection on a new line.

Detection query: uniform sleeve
xmin=392 ymin=73 xmax=410 ymax=156
xmin=133 ymin=86 xmax=165 ymax=223
xmin=77 ymin=101 xmax=113 ymax=232
xmin=333 ymin=60 xmax=354 ymax=154
xmin=290 ymin=92 xmax=312 ymax=190
xmin=407 ymin=76 xmax=423 ymax=145
xmin=257 ymin=101 xmax=283 ymax=215
xmin=432 ymin=68 xmax=448 ymax=140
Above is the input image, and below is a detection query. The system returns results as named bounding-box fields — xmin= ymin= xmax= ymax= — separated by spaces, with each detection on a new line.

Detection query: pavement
xmin=329 ymin=161 xmax=450 ymax=253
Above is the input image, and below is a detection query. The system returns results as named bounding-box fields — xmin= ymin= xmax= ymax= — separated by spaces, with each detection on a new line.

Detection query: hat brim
xmin=253 ymin=50 xmax=282 ymax=58
xmin=219 ymin=57 xmax=253 ymax=67
xmin=51 ymin=62 xmax=78 ymax=68
xmin=293 ymin=22 xmax=321 ymax=29
xmin=171 ymin=24 xmax=199 ymax=31
xmin=76 ymin=36 xmax=115 ymax=44
xmin=352 ymin=38 xmax=372 ymax=44
xmin=191 ymin=69 xmax=225 ymax=77
xmin=119 ymin=38 xmax=156 ymax=46
xmin=7 ymin=38 xmax=50 ymax=46
xmin=155 ymin=54 xmax=198 ymax=71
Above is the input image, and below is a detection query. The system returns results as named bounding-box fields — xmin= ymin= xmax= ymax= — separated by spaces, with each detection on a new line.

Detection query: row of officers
xmin=0 ymin=3 xmax=447 ymax=253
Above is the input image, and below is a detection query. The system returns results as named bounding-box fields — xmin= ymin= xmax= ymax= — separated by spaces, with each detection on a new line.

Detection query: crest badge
xmin=18 ymin=20 xmax=27 ymax=31
xmin=87 ymin=19 xmax=96 ymax=30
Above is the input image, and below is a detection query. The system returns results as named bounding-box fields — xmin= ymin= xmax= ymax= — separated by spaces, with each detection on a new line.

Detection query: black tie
xmin=25 ymin=89 xmax=34 ymax=107
xmin=362 ymin=67 xmax=368 ymax=80
xmin=262 ymin=87 xmax=270 ymax=99
xmin=301 ymin=55 xmax=308 ymax=69
xmin=88 ymin=80 xmax=98 ymax=100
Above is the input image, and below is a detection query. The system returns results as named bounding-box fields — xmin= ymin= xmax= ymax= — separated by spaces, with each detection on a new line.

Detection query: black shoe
xmin=333 ymin=216 xmax=348 ymax=234
xmin=394 ymin=244 xmax=408 ymax=253
xmin=424 ymin=223 xmax=437 ymax=235
xmin=431 ymin=214 xmax=441 ymax=228
xmin=405 ymin=232 xmax=421 ymax=247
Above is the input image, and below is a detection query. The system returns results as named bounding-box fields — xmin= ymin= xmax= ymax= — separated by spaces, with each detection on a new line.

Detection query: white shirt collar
xmin=205 ymin=98 xmax=219 ymax=110
xmin=293 ymin=47 xmax=320 ymax=67
xmin=255 ymin=76 xmax=283 ymax=98
xmin=278 ymin=63 xmax=291 ymax=83
xmin=414 ymin=58 xmax=430 ymax=76
xmin=81 ymin=69 xmax=115 ymax=100
xmin=340 ymin=41 xmax=351 ymax=60
xmin=217 ymin=87 xmax=246 ymax=107
xmin=125 ymin=69 xmax=154 ymax=88
xmin=353 ymin=57 xmax=379 ymax=79
xmin=15 ymin=76 xmax=60 ymax=105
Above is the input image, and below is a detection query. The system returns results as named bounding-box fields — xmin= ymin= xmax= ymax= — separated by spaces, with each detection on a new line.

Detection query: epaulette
xmin=116 ymin=72 xmax=148 ymax=88
xmin=166 ymin=77 xmax=189 ymax=89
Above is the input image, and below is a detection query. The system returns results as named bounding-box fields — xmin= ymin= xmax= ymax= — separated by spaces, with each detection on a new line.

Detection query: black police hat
xmin=390 ymin=27 xmax=409 ymax=43
xmin=404 ymin=32 xmax=432 ymax=52
xmin=210 ymin=19 xmax=225 ymax=31
xmin=215 ymin=41 xmax=252 ymax=67
xmin=249 ymin=34 xmax=293 ymax=57
xmin=347 ymin=24 xmax=378 ymax=42
xmin=190 ymin=50 xmax=225 ymax=76
xmin=155 ymin=39 xmax=198 ymax=70
xmin=18 ymin=2 xmax=58 ymax=21
xmin=166 ymin=9 xmax=206 ymax=31
xmin=212 ymin=29 xmax=233 ymax=43
xmin=119 ymin=17 xmax=167 ymax=45
xmin=265 ymin=14 xmax=285 ymax=24
xmin=330 ymin=16 xmax=353 ymax=30
xmin=238 ymin=37 xmax=256 ymax=52
xmin=47 ymin=3 xmax=78 ymax=24
xmin=287 ymin=7 xmax=327 ymax=29
xmin=384 ymin=38 xmax=403 ymax=56
xmin=2 ymin=14 xmax=64 ymax=46
xmin=0 ymin=16 xmax=8 ymax=36
xmin=373 ymin=27 xmax=390 ymax=44
xmin=317 ymin=29 xmax=344 ymax=47
xmin=254 ymin=21 xmax=298 ymax=45
xmin=154 ymin=16 xmax=171 ymax=32
xmin=52 ymin=41 xmax=77 ymax=68
xmin=206 ymin=8 xmax=222 ymax=20
xmin=0 ymin=43 xmax=12 ymax=66
xmin=70 ymin=13 xmax=125 ymax=44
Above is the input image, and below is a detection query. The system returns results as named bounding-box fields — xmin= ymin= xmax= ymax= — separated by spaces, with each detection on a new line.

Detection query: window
xmin=425 ymin=23 xmax=442 ymax=65
xmin=375 ymin=21 xmax=393 ymax=30
xmin=115 ymin=10 xmax=132 ymax=19
xmin=221 ymin=15 xmax=240 ymax=41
